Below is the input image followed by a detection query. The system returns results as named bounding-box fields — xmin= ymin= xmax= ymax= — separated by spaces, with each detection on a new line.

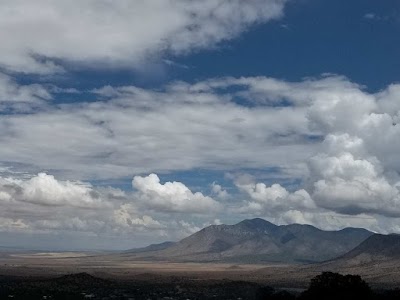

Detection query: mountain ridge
xmin=123 ymin=218 xmax=373 ymax=264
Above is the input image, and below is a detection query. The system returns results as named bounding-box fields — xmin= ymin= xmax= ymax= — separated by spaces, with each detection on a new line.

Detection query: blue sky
xmin=0 ymin=0 xmax=399 ymax=250
xmin=15 ymin=1 xmax=400 ymax=95
xmin=176 ymin=0 xmax=399 ymax=91
xmin=18 ymin=0 xmax=398 ymax=92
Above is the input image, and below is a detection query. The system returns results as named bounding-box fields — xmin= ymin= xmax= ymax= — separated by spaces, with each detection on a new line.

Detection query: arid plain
xmin=2 ymin=250 xmax=400 ymax=291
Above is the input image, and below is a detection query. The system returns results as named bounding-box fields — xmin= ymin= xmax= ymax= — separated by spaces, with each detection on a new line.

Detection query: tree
xmin=300 ymin=272 xmax=372 ymax=300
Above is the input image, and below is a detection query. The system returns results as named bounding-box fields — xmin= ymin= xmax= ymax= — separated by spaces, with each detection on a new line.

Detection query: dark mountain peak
xmin=236 ymin=218 xmax=278 ymax=231
xmin=197 ymin=218 xmax=277 ymax=237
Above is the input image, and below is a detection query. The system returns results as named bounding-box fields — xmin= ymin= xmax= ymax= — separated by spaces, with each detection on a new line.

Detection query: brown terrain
xmin=1 ymin=220 xmax=400 ymax=291
xmin=1 ymin=240 xmax=400 ymax=290
xmin=0 ymin=252 xmax=399 ymax=290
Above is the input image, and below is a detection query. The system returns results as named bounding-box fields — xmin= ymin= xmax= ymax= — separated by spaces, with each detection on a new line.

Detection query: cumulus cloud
xmin=0 ymin=173 xmax=223 ymax=248
xmin=299 ymin=79 xmax=400 ymax=220
xmin=132 ymin=174 xmax=220 ymax=213
xmin=0 ymin=171 xmax=222 ymax=248
xmin=309 ymin=135 xmax=400 ymax=217
xmin=0 ymin=173 xmax=110 ymax=208
xmin=216 ymin=75 xmax=400 ymax=230
xmin=0 ymin=173 xmax=113 ymax=236
xmin=236 ymin=181 xmax=315 ymax=215
xmin=0 ymin=0 xmax=287 ymax=74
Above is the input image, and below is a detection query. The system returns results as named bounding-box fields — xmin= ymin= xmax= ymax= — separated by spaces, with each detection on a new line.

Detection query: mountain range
xmin=123 ymin=218 xmax=373 ymax=263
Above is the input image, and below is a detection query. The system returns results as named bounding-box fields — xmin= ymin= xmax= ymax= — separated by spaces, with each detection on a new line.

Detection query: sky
xmin=0 ymin=0 xmax=399 ymax=251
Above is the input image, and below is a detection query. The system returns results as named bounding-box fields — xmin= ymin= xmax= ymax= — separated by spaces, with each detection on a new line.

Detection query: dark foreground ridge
xmin=0 ymin=272 xmax=290 ymax=300
xmin=1 ymin=272 xmax=400 ymax=300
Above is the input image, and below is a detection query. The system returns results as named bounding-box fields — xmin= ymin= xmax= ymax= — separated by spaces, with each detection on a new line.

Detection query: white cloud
xmin=0 ymin=79 xmax=314 ymax=179
xmin=177 ymin=220 xmax=202 ymax=236
xmin=2 ymin=74 xmax=400 ymax=243
xmin=273 ymin=210 xmax=400 ymax=236
xmin=0 ymin=73 xmax=51 ymax=111
xmin=0 ymin=171 xmax=220 ymax=247
xmin=2 ymin=1 xmax=400 ymax=247
xmin=217 ymin=75 xmax=400 ymax=231
xmin=0 ymin=171 xmax=227 ymax=246
xmin=220 ymin=75 xmax=377 ymax=134
xmin=236 ymin=181 xmax=315 ymax=215
xmin=0 ymin=173 xmax=110 ymax=208
xmin=0 ymin=0 xmax=287 ymax=74
xmin=0 ymin=173 xmax=115 ymax=237
xmin=376 ymin=84 xmax=400 ymax=116
xmin=113 ymin=203 xmax=164 ymax=230
xmin=309 ymin=135 xmax=400 ymax=217
xmin=132 ymin=173 xmax=220 ymax=213
xmin=2 ymin=74 xmax=400 ymax=218
xmin=211 ymin=182 xmax=229 ymax=199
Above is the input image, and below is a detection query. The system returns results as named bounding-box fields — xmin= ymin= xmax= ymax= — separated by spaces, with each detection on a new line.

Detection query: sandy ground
xmin=1 ymin=251 xmax=400 ymax=290
xmin=0 ymin=251 xmax=310 ymax=288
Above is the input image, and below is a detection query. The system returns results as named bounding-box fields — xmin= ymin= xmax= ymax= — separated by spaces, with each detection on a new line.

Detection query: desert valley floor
xmin=1 ymin=251 xmax=400 ymax=290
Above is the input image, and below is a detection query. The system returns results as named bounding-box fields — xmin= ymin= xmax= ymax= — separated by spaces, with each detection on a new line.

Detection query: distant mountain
xmin=122 ymin=218 xmax=373 ymax=263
